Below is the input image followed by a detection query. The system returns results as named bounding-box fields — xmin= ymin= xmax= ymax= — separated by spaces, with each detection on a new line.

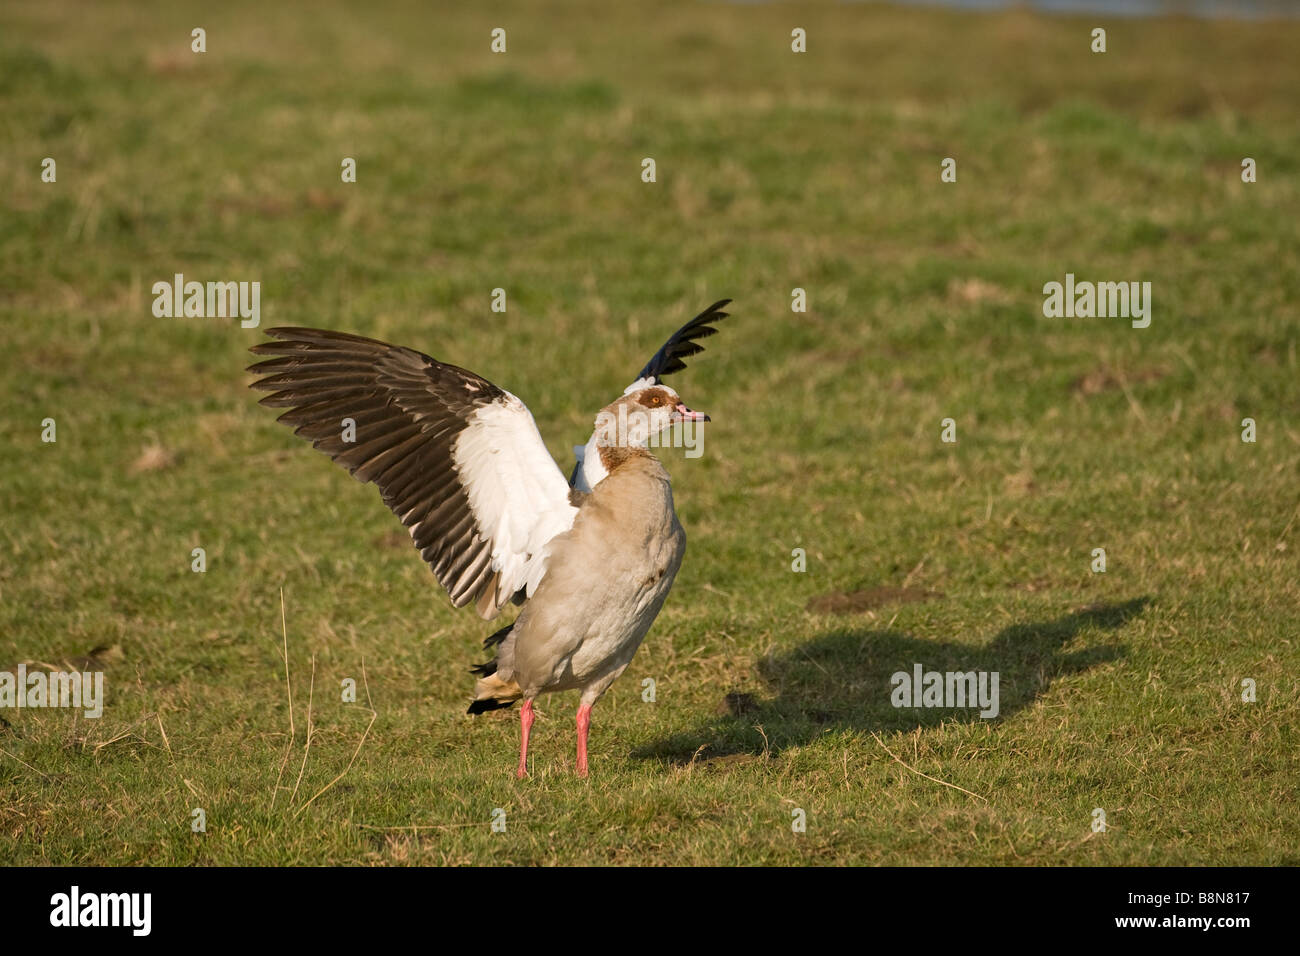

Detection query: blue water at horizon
xmin=821 ymin=0 xmax=1300 ymax=21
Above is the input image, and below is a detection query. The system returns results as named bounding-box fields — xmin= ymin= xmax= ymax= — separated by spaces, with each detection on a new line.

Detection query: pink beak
xmin=672 ymin=402 xmax=710 ymax=423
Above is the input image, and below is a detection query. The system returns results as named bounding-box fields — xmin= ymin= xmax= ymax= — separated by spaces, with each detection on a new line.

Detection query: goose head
xmin=593 ymin=384 xmax=709 ymax=450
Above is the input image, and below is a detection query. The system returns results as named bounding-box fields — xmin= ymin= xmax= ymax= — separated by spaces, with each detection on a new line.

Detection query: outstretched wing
xmin=627 ymin=298 xmax=731 ymax=391
xmin=571 ymin=299 xmax=730 ymax=489
xmin=248 ymin=328 xmax=578 ymax=620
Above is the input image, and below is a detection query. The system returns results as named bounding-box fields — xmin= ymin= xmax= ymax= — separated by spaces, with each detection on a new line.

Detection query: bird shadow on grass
xmin=633 ymin=597 xmax=1149 ymax=765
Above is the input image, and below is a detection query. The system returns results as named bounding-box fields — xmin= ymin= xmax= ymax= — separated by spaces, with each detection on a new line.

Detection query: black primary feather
xmin=468 ymin=623 xmax=514 ymax=677
xmin=467 ymin=623 xmax=518 ymax=713
xmin=635 ymin=299 xmax=731 ymax=384
xmin=482 ymin=622 xmax=514 ymax=650
xmin=246 ymin=327 xmax=515 ymax=615
xmin=467 ymin=697 xmax=515 ymax=715
xmin=567 ymin=299 xmax=731 ymax=487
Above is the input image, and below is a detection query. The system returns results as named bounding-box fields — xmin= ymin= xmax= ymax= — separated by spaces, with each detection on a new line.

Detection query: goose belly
xmin=564 ymin=554 xmax=680 ymax=685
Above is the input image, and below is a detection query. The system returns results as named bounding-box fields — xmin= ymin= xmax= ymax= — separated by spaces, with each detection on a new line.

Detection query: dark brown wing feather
xmin=635 ymin=299 xmax=731 ymax=383
xmin=247 ymin=327 xmax=509 ymax=611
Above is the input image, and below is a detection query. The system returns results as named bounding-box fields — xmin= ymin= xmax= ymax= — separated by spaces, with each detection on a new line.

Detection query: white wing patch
xmin=571 ymin=434 xmax=609 ymax=494
xmin=453 ymin=393 xmax=579 ymax=605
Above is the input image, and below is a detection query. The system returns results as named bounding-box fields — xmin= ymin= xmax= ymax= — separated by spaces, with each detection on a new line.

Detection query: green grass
xmin=1 ymin=0 xmax=1298 ymax=865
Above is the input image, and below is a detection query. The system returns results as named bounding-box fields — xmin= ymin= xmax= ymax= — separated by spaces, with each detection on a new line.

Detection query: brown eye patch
xmin=640 ymin=388 xmax=671 ymax=408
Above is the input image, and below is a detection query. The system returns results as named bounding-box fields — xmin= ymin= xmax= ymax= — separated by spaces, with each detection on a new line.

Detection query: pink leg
xmin=516 ymin=700 xmax=534 ymax=779
xmin=576 ymin=704 xmax=592 ymax=778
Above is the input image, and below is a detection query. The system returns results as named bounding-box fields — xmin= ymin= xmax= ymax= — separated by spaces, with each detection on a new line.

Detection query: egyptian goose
xmin=247 ymin=300 xmax=729 ymax=777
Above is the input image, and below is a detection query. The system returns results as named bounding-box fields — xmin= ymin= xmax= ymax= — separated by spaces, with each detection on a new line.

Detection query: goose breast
xmin=500 ymin=453 xmax=686 ymax=697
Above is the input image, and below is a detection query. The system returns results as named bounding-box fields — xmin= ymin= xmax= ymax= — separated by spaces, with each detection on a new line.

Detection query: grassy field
xmin=1 ymin=0 xmax=1298 ymax=866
